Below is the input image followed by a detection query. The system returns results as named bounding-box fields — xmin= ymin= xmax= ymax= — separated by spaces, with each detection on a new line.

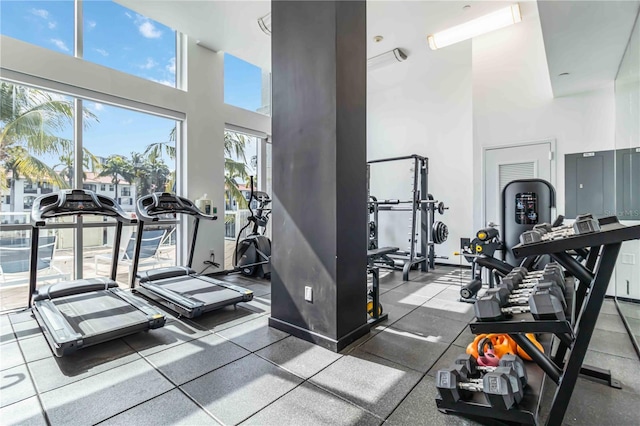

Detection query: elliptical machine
xmin=233 ymin=176 xmax=272 ymax=278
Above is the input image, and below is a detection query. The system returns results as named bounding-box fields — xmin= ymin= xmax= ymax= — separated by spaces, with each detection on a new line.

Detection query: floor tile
xmin=100 ymin=389 xmax=220 ymax=425
xmin=1 ymin=315 xmax=16 ymax=344
xmin=419 ymin=299 xmax=476 ymax=323
xmin=588 ymin=329 xmax=637 ymax=359
xmin=238 ymin=294 xmax=272 ymax=314
xmin=310 ymin=350 xmax=422 ymax=419
xmin=563 ymin=376 xmax=640 ymax=426
xmin=379 ymin=289 xmax=430 ymax=326
xmin=595 ymin=312 xmax=628 ymax=333
xmin=584 ymin=350 xmax=640 ymax=396
xmin=123 ymin=319 xmax=211 ymax=356
xmin=40 ymin=359 xmax=174 ymax=426
xmin=8 ymin=311 xmax=35 ymax=325
xmin=1 ymin=341 xmax=25 ymax=371
xmin=386 ymin=374 xmax=484 ymax=426
xmin=617 ymin=301 xmax=640 ymax=320
xmin=392 ymin=306 xmax=469 ymax=344
xmin=387 ymin=282 xmax=449 ymax=299
xmin=146 ymin=333 xmax=249 ymax=385
xmin=182 ymin=354 xmax=302 ymax=425
xmin=358 ymin=326 xmax=450 ymax=373
xmin=0 ymin=396 xmax=47 ymax=426
xmin=431 ymin=287 xmax=464 ymax=302
xmin=598 ymin=300 xmax=619 ymax=316
xmin=186 ymin=306 xmax=265 ymax=333
xmin=17 ymin=334 xmax=53 ymax=363
xmin=0 ymin=364 xmax=36 ymax=408
xmin=242 ymin=381 xmax=382 ymax=426
xmin=28 ymin=339 xmax=140 ymax=393
xmin=216 ymin=315 xmax=288 ymax=352
xmin=255 ymin=336 xmax=342 ymax=379
xmin=11 ymin=318 xmax=42 ymax=341
xmin=452 ymin=323 xmax=475 ymax=349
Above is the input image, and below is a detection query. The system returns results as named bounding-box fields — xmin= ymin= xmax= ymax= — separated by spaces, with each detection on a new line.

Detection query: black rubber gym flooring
xmin=1 ymin=267 xmax=638 ymax=425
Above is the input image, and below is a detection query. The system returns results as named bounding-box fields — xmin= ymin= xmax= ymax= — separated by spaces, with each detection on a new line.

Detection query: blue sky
xmin=1 ymin=0 xmax=264 ymax=167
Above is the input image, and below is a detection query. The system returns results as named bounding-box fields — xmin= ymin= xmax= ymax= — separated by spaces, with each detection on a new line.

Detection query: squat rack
xmin=367 ymin=154 xmax=444 ymax=280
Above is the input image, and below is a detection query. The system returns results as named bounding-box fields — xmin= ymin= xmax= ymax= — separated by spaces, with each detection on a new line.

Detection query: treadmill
xmin=130 ymin=192 xmax=253 ymax=318
xmin=28 ymin=189 xmax=166 ymax=357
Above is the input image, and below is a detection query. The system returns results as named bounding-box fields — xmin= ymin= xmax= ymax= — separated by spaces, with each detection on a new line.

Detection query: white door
xmin=484 ymin=142 xmax=553 ymax=230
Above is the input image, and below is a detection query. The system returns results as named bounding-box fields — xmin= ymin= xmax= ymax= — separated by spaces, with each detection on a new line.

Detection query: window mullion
xmin=74 ymin=99 xmax=83 ymax=279
xmin=75 ymin=0 xmax=83 ymax=59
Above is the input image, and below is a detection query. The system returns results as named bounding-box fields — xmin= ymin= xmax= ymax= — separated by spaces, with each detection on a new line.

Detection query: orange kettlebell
xmin=466 ymin=334 xmax=516 ymax=359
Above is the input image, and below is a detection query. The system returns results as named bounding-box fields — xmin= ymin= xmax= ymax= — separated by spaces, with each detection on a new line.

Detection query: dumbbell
xmin=436 ymin=364 xmax=521 ymax=410
xmin=502 ymin=265 xmax=564 ymax=291
xmin=510 ymin=282 xmax=566 ymax=309
xmin=454 ymin=353 xmax=528 ymax=395
xmin=474 ymin=289 xmax=565 ymax=321
xmin=489 ymin=280 xmax=566 ymax=310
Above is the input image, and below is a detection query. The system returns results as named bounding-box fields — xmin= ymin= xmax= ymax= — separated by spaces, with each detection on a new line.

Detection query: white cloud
xmin=94 ymin=48 xmax=109 ymax=57
xmin=50 ymin=39 xmax=69 ymax=52
xmin=140 ymin=57 xmax=158 ymax=69
xmin=149 ymin=77 xmax=174 ymax=87
xmin=31 ymin=8 xmax=49 ymax=19
xmin=125 ymin=12 xmax=132 ymax=19
xmin=90 ymin=102 xmax=104 ymax=112
xmin=48 ymin=21 xmax=57 ymax=29
xmin=138 ymin=19 xmax=162 ymax=38
xmin=87 ymin=20 xmax=96 ymax=29
xmin=166 ymin=57 xmax=176 ymax=75
xmin=122 ymin=118 xmax=134 ymax=125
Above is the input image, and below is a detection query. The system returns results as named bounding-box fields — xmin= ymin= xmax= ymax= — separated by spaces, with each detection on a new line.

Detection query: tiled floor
xmin=1 ymin=267 xmax=638 ymax=425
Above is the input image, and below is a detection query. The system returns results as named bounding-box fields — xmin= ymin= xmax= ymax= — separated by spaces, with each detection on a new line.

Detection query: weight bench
xmin=367 ymin=246 xmax=399 ymax=268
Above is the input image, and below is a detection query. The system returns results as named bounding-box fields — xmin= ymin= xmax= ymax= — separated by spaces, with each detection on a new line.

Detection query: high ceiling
xmin=539 ymin=0 xmax=640 ymax=97
xmin=116 ymin=0 xmax=640 ymax=97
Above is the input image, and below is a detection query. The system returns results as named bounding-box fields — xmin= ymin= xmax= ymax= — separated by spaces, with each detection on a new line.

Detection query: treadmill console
xmin=137 ymin=193 xmax=217 ymax=221
xmin=32 ymin=190 xmax=132 ymax=226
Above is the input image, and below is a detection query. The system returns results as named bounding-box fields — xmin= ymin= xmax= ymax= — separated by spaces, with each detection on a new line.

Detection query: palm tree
xmin=55 ymin=147 xmax=100 ymax=188
xmin=0 ymin=82 xmax=97 ymax=211
xmin=97 ymin=155 xmax=135 ymax=201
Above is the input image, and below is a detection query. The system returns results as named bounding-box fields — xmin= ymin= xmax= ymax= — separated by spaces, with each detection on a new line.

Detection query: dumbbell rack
xmin=437 ymin=216 xmax=640 ymax=426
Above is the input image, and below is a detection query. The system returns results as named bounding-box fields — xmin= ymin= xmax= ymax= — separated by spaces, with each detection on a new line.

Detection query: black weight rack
xmin=436 ymin=216 xmax=640 ymax=425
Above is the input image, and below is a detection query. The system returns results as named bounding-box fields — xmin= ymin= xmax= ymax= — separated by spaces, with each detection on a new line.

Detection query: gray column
xmin=269 ymin=0 xmax=368 ymax=352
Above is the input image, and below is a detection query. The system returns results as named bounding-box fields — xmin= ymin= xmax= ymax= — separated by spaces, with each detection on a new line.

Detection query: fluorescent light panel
xmin=368 ymin=48 xmax=408 ymax=70
xmin=427 ymin=4 xmax=521 ymax=50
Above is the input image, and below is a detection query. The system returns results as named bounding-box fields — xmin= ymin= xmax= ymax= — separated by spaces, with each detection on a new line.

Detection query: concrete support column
xmin=269 ymin=0 xmax=368 ymax=351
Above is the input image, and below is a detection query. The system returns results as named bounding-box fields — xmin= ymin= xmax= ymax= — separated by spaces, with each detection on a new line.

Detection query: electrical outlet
xmin=304 ymin=286 xmax=313 ymax=302
xmin=621 ymin=253 xmax=636 ymax=265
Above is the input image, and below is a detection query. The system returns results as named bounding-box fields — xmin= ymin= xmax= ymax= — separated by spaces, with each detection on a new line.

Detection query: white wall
xmin=471 ymin=6 xmax=616 ymax=233
xmin=367 ymin=42 xmax=474 ymax=265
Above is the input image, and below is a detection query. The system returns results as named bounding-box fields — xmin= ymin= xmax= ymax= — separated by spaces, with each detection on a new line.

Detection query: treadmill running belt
xmin=156 ymin=277 xmax=244 ymax=305
xmin=54 ymin=291 xmax=148 ymax=338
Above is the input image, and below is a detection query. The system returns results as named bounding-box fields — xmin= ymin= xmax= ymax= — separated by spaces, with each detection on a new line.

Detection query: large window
xmin=224 ymin=54 xmax=271 ymax=116
xmin=84 ymin=0 xmax=177 ymax=86
xmin=0 ymin=81 xmax=180 ymax=311
xmin=0 ymin=0 xmax=74 ymax=55
xmin=1 ymin=0 xmax=177 ymax=87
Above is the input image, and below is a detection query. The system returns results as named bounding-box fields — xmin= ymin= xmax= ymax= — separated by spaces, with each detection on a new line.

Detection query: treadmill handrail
xmin=136 ymin=192 xmax=217 ymax=221
xmin=31 ymin=189 xmax=134 ymax=227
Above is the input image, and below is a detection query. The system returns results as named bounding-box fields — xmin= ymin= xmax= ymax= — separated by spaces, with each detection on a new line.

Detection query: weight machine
xmin=367 ymin=154 xmax=449 ymax=281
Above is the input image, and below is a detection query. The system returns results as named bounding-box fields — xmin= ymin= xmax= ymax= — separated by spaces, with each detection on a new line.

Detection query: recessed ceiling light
xmin=373 ymin=35 xmax=384 ymax=43
xmin=559 ymin=72 xmax=570 ymax=76
xmin=463 ymin=5 xmax=471 ymax=9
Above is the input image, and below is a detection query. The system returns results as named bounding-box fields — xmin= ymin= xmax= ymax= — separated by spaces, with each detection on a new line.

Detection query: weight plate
xmin=437 ymin=202 xmax=446 ymax=215
xmin=432 ymin=221 xmax=449 ymax=244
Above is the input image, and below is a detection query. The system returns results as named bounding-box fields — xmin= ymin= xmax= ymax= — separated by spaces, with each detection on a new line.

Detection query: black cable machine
xmin=130 ymin=193 xmax=253 ymax=318
xmin=367 ymin=154 xmax=449 ymax=281
xmin=28 ymin=189 xmax=166 ymax=357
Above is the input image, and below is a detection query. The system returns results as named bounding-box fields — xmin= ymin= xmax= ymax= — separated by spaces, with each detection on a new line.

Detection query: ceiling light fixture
xmin=368 ymin=48 xmax=408 ymax=71
xmin=258 ymin=12 xmax=271 ymax=36
xmin=427 ymin=3 xmax=522 ymax=50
